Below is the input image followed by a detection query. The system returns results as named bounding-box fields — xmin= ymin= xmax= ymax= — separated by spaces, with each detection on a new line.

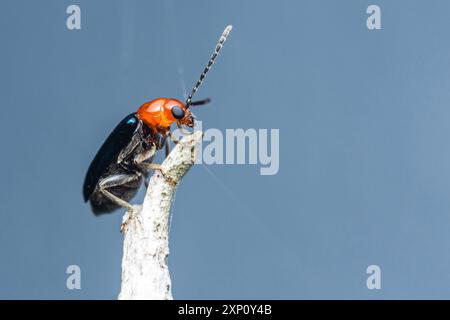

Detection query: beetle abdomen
xmin=89 ymin=170 xmax=144 ymax=215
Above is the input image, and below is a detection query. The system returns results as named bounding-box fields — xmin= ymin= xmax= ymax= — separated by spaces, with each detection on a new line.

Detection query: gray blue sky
xmin=1 ymin=0 xmax=450 ymax=299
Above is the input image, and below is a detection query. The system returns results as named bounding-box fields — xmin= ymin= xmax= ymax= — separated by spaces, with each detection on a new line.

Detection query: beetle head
xmin=137 ymin=98 xmax=194 ymax=130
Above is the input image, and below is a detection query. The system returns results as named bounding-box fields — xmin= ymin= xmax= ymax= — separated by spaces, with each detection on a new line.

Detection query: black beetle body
xmin=83 ymin=113 xmax=166 ymax=215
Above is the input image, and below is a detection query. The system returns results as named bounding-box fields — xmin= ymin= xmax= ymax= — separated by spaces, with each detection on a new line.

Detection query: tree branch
xmin=118 ymin=131 xmax=202 ymax=300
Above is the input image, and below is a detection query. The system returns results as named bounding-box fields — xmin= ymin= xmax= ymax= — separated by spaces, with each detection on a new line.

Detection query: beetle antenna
xmin=185 ymin=25 xmax=232 ymax=108
xmin=190 ymin=98 xmax=211 ymax=106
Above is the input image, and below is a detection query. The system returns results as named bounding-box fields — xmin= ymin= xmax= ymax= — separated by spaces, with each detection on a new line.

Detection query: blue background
xmin=1 ymin=0 xmax=450 ymax=299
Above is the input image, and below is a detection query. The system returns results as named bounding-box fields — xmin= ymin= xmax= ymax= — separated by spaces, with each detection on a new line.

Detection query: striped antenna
xmin=185 ymin=25 xmax=233 ymax=108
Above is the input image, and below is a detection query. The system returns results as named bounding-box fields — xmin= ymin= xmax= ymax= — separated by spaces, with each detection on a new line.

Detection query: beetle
xmin=83 ymin=25 xmax=232 ymax=217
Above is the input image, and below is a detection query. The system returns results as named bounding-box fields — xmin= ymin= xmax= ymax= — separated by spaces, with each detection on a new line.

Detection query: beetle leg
xmin=165 ymin=140 xmax=171 ymax=158
xmin=139 ymin=163 xmax=177 ymax=186
xmin=100 ymin=187 xmax=134 ymax=212
xmin=98 ymin=174 xmax=142 ymax=232
xmin=120 ymin=209 xmax=143 ymax=233
xmin=168 ymin=131 xmax=179 ymax=145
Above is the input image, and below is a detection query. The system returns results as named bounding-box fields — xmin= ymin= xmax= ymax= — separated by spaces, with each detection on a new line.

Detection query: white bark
xmin=118 ymin=131 xmax=202 ymax=300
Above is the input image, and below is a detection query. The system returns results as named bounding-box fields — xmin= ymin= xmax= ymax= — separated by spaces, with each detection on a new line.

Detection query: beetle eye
xmin=171 ymin=106 xmax=185 ymax=119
